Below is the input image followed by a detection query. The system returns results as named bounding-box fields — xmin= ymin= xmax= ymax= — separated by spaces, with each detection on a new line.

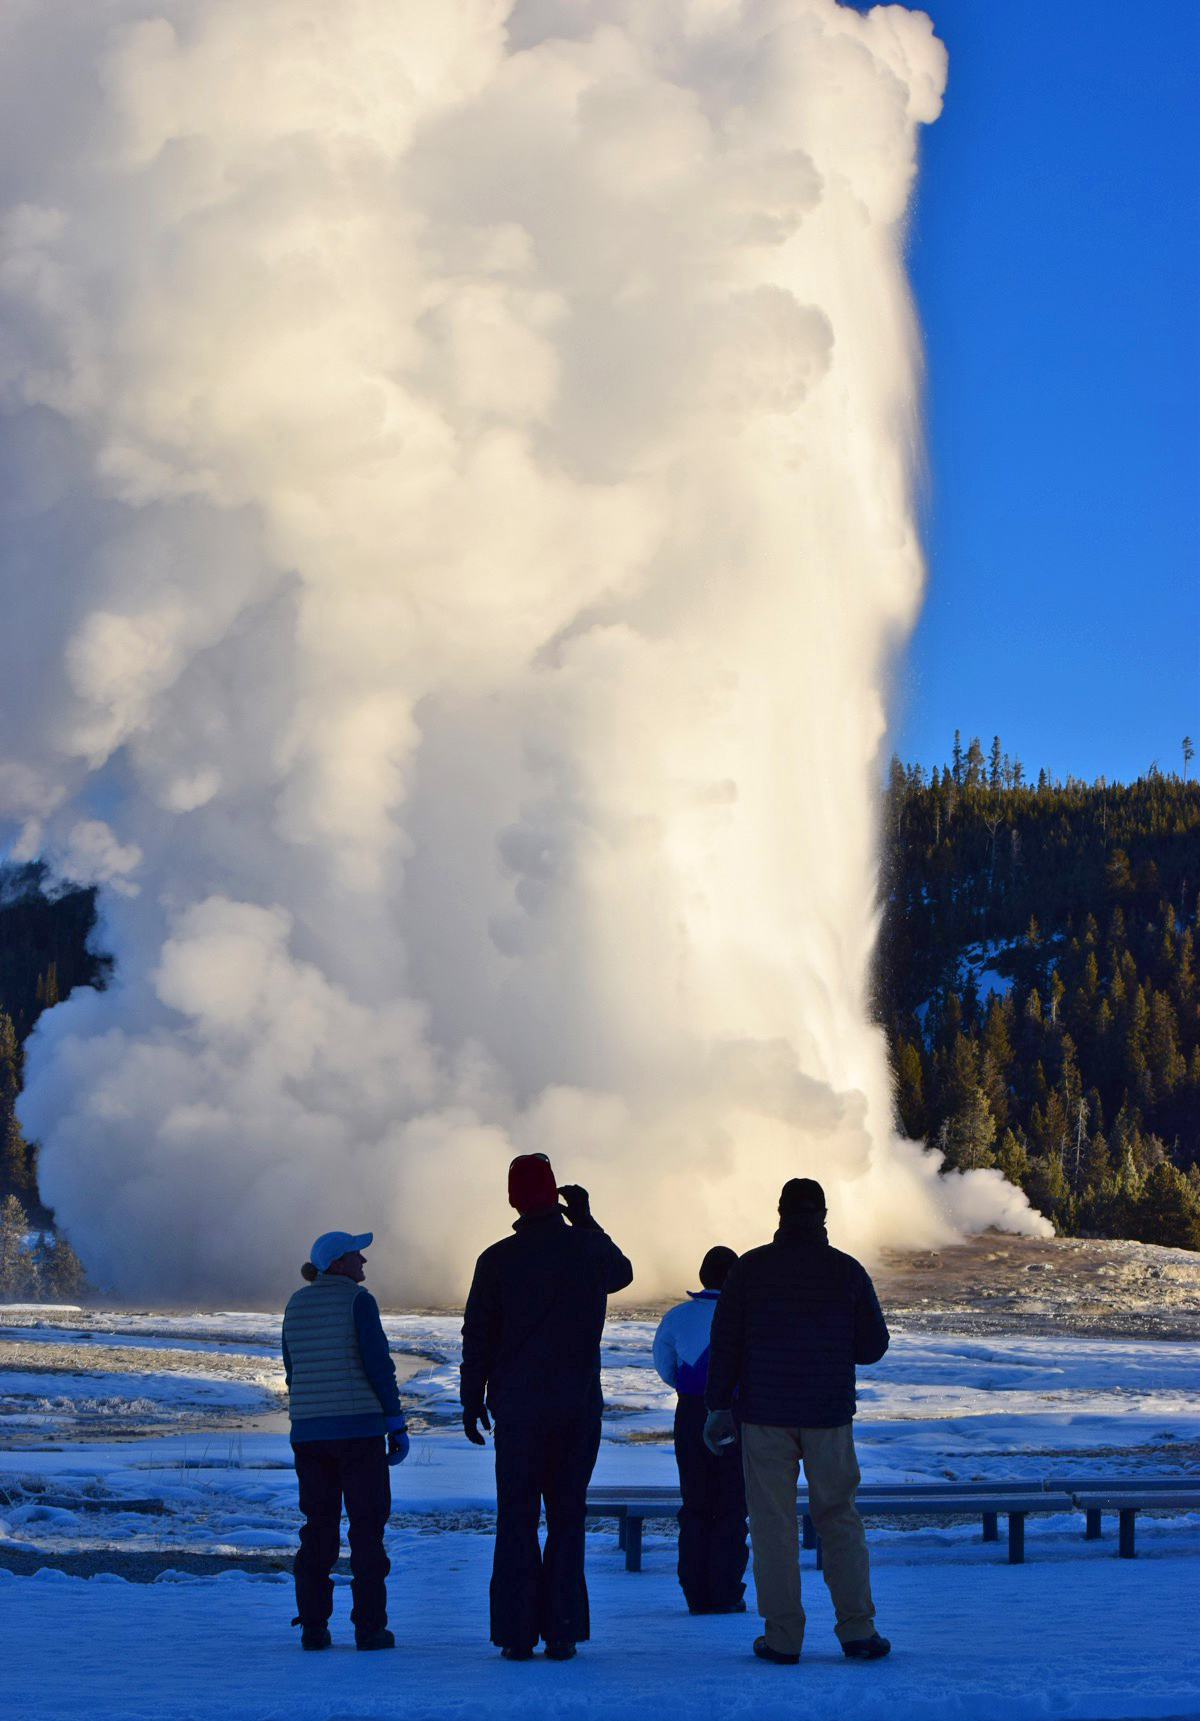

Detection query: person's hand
xmin=557 ymin=1184 xmax=591 ymax=1226
xmin=387 ymin=1425 xmax=410 ymax=1465
xmin=703 ymin=1408 xmax=737 ymax=1455
xmin=463 ymin=1403 xmax=492 ymax=1446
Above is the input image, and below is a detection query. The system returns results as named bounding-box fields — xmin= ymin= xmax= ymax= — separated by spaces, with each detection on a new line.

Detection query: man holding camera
xmin=461 ymin=1155 xmax=633 ymax=1661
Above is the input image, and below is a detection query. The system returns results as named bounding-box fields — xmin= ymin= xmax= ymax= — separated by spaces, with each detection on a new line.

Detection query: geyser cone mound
xmin=1 ymin=0 xmax=1047 ymax=1304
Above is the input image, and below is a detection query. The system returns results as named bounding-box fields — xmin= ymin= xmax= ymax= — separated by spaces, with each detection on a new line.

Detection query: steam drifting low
xmin=0 ymin=0 xmax=1050 ymax=1304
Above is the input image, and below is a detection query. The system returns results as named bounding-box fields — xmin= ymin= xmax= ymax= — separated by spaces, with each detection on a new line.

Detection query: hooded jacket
xmin=704 ymin=1211 xmax=888 ymax=1427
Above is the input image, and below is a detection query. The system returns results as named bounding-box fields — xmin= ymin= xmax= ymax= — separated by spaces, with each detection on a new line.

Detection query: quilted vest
xmin=282 ymin=1273 xmax=383 ymax=1423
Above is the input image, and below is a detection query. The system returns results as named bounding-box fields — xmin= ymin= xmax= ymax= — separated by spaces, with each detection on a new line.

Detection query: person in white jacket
xmin=652 ymin=1246 xmax=747 ymax=1614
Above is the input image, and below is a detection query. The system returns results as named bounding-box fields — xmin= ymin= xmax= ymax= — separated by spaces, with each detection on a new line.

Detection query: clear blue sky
xmin=892 ymin=0 xmax=1199 ymax=786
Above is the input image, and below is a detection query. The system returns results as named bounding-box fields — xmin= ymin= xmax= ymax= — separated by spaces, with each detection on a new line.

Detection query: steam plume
xmin=1 ymin=0 xmax=1050 ymax=1304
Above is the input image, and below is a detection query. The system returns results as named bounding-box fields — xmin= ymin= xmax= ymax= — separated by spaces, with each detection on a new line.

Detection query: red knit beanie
xmin=508 ymin=1153 xmax=558 ymax=1215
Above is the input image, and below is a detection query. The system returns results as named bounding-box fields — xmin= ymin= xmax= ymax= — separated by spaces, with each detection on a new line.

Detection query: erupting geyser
xmin=0 ymin=0 xmax=1049 ymax=1304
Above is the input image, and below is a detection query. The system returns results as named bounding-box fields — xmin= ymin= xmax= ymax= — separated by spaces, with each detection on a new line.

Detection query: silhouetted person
xmin=282 ymin=1231 xmax=409 ymax=1652
xmin=653 ymin=1245 xmax=749 ymax=1614
xmin=461 ymin=1154 xmax=633 ymax=1660
xmin=704 ymin=1179 xmax=891 ymax=1663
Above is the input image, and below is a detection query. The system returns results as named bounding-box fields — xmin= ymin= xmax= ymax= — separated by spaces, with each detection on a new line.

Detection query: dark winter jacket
xmin=704 ymin=1212 xmax=888 ymax=1427
xmin=461 ymin=1209 xmax=633 ymax=1422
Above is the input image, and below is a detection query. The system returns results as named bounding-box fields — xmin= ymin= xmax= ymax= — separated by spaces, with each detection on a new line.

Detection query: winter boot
xmin=500 ymin=1646 xmax=535 ymax=1661
xmin=355 ymin=1628 xmax=395 ymax=1651
xmin=753 ymin=1636 xmax=799 ymax=1665
xmin=544 ymin=1641 xmax=577 ymax=1661
xmin=300 ymin=1625 xmax=331 ymax=1651
xmin=842 ymin=1633 xmax=891 ymax=1660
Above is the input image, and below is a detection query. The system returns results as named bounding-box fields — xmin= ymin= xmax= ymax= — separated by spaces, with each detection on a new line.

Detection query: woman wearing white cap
xmin=282 ymin=1231 xmax=409 ymax=1652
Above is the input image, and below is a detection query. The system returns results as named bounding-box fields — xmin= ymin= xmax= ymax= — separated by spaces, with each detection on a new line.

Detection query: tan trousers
xmin=741 ymin=1421 xmax=875 ymax=1655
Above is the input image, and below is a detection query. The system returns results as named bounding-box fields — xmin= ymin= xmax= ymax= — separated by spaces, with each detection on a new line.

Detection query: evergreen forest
xmin=878 ymin=735 xmax=1200 ymax=1250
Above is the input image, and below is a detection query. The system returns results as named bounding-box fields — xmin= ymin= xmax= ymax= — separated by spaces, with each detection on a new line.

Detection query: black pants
xmin=292 ymin=1437 xmax=391 ymax=1638
xmin=490 ymin=1409 xmax=602 ymax=1650
xmin=674 ymin=1394 xmax=748 ymax=1612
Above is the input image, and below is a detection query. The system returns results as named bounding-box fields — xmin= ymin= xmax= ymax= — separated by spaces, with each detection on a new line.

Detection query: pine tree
xmin=1025 ymin=1152 xmax=1068 ymax=1223
xmin=0 ymin=1192 xmax=38 ymax=1299
xmin=1136 ymin=1163 xmax=1200 ymax=1250
xmin=1080 ymin=1131 xmax=1111 ymax=1190
xmin=1082 ymin=950 xmax=1100 ymax=998
xmin=1031 ymin=1089 xmax=1070 ymax=1162
xmin=0 ymin=1012 xmax=27 ymax=1203
xmin=980 ymin=1047 xmax=1011 ymax=1134
xmin=1106 ymin=848 xmax=1134 ymax=897
xmin=1077 ymin=1171 xmax=1130 ymax=1239
xmin=34 ymin=1233 xmax=88 ymax=1303
xmin=1125 ymin=986 xmax=1152 ymax=1101
xmin=1173 ymin=928 xmax=1195 ymax=1008
xmin=893 ymin=1039 xmax=926 ymax=1138
xmin=1147 ymin=992 xmax=1186 ymax=1096
xmin=947 ymin=1032 xmax=981 ymax=1111
xmin=0 ymin=1011 xmax=19 ymax=1112
xmin=982 ymin=994 xmax=1015 ymax=1067
xmin=996 ymin=1128 xmax=1030 ymax=1188
xmin=1 ymin=1112 xmax=34 ymax=1206
xmin=941 ymin=1086 xmax=998 ymax=1171
xmin=965 ymin=736 xmax=985 ymax=790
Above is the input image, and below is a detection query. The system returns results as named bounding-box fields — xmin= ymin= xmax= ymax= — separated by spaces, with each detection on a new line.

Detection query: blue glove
xmin=386 ymin=1417 xmax=410 ymax=1465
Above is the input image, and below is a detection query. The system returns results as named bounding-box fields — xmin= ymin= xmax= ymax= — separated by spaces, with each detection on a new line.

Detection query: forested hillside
xmin=877 ymin=736 xmax=1200 ymax=1249
xmin=3 ymin=741 xmax=1200 ymax=1259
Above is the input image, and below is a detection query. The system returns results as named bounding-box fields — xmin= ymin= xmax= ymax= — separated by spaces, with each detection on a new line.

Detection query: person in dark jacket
xmin=652 ymin=1246 xmax=748 ymax=1615
xmin=461 ymin=1153 xmax=633 ymax=1661
xmin=282 ymin=1230 xmax=409 ymax=1652
xmin=703 ymin=1179 xmax=890 ymax=1664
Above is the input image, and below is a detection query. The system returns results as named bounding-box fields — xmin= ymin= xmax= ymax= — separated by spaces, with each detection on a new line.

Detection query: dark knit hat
xmin=699 ymin=1245 xmax=738 ymax=1290
xmin=508 ymin=1153 xmax=559 ymax=1215
xmin=779 ymin=1177 xmax=826 ymax=1216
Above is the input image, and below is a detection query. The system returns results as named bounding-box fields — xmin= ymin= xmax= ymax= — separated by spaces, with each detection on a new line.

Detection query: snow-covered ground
xmin=2 ymin=1305 xmax=1198 ymax=1719
xmin=6 ymin=1538 xmax=1200 ymax=1721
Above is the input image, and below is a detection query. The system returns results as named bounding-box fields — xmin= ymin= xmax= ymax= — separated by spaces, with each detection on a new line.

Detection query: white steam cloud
xmin=1 ymin=0 xmax=1050 ymax=1305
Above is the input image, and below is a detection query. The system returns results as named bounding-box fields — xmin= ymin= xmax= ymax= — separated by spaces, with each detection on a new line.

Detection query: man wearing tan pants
xmin=703 ymin=1178 xmax=890 ymax=1663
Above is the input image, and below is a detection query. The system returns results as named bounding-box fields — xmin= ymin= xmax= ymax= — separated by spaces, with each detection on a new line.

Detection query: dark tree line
xmin=0 ymin=863 xmax=109 ymax=1226
xmin=877 ymin=736 xmax=1200 ymax=1250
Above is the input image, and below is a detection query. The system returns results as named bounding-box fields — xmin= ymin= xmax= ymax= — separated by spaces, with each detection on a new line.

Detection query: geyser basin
xmin=1 ymin=0 xmax=1048 ymax=1304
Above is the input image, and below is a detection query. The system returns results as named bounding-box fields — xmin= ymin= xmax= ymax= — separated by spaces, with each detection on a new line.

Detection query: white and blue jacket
xmin=652 ymin=1290 xmax=721 ymax=1397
